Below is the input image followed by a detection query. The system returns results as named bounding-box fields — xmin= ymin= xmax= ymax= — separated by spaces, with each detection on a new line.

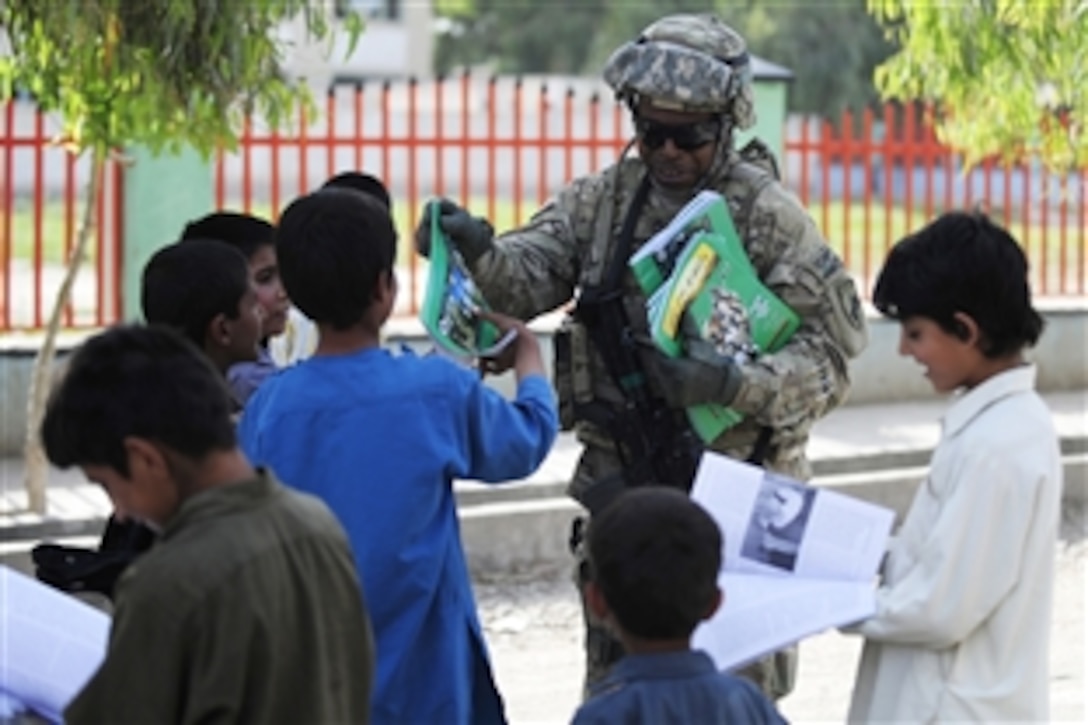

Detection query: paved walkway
xmin=478 ymin=509 xmax=1087 ymax=723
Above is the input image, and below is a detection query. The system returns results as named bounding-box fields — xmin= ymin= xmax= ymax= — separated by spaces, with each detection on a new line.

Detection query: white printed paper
xmin=0 ymin=565 xmax=109 ymax=723
xmin=690 ymin=452 xmax=895 ymax=671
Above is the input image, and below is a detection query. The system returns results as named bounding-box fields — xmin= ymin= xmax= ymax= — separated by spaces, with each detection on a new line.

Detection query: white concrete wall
xmin=4 ymin=305 xmax=1084 ymax=456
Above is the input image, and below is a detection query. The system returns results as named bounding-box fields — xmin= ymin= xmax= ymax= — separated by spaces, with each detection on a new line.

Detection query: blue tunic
xmin=573 ymin=650 xmax=788 ymax=725
xmin=238 ymin=347 xmax=557 ymax=725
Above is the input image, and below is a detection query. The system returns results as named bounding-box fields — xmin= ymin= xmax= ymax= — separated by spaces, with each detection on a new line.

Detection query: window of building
xmin=335 ymin=0 xmax=400 ymax=21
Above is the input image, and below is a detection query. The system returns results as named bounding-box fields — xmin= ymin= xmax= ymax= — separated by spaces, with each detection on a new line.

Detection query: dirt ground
xmin=477 ymin=505 xmax=1087 ymax=724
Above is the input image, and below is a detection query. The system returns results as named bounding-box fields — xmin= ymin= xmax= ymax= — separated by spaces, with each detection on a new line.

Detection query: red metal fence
xmin=0 ymin=102 xmax=124 ymax=332
xmin=786 ymin=104 xmax=1087 ymax=298
xmin=1 ymin=76 xmax=1085 ymax=332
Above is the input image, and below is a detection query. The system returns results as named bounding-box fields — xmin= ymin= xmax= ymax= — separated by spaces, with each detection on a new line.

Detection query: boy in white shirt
xmin=845 ymin=211 xmax=1062 ymax=723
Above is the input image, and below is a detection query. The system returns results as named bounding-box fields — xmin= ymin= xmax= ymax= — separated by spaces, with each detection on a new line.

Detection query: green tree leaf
xmin=868 ymin=0 xmax=1086 ymax=171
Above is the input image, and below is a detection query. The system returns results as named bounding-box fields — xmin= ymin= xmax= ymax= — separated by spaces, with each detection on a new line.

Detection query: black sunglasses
xmin=634 ymin=116 xmax=721 ymax=151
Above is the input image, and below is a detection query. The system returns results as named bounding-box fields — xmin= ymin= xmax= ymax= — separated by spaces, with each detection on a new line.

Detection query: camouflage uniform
xmin=465 ymin=13 xmax=868 ymax=700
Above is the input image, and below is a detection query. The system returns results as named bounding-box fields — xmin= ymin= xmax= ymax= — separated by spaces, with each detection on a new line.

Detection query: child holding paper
xmin=845 ymin=211 xmax=1062 ymax=722
xmin=573 ymin=487 xmax=785 ymax=725
xmin=40 ymin=324 xmax=375 ymax=724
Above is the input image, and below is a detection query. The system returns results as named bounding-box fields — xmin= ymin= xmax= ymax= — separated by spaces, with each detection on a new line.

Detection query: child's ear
xmin=701 ymin=586 xmax=723 ymax=622
xmin=373 ymin=269 xmax=397 ymax=302
xmin=952 ymin=312 xmax=980 ymax=345
xmin=207 ymin=313 xmax=231 ymax=348
xmin=584 ymin=580 xmax=610 ymax=621
xmin=122 ymin=436 xmax=170 ymax=484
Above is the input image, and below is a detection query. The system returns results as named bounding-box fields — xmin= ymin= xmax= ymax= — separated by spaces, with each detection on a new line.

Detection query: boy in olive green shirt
xmin=42 ymin=324 xmax=375 ymax=724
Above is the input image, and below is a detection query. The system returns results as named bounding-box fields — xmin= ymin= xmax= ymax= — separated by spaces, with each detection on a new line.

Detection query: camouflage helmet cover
xmin=603 ymin=13 xmax=756 ymax=130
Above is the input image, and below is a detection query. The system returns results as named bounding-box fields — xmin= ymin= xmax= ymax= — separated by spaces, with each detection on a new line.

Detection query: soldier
xmin=415 ymin=13 xmax=868 ymax=700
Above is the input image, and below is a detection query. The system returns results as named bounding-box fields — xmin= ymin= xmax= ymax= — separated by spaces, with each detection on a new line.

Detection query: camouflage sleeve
xmin=728 ymin=186 xmax=869 ymax=429
xmin=469 ymin=178 xmax=598 ymax=321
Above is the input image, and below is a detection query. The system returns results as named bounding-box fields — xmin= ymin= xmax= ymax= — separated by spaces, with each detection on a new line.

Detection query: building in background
xmin=283 ymin=0 xmax=434 ymax=90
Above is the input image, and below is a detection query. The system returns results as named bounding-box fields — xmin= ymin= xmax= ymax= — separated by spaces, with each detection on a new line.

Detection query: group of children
xmin=34 ymin=175 xmax=1062 ymax=724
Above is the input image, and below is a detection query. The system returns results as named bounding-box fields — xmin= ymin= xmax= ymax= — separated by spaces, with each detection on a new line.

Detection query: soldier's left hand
xmin=649 ymin=338 xmax=744 ymax=408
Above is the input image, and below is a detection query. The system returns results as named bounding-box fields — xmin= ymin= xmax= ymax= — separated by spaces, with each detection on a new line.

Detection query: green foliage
xmin=0 ymin=0 xmax=363 ymax=157
xmin=868 ymin=0 xmax=1087 ymax=170
xmin=736 ymin=0 xmax=894 ymax=117
xmin=435 ymin=0 xmax=608 ymax=75
xmin=434 ymin=0 xmax=893 ymax=118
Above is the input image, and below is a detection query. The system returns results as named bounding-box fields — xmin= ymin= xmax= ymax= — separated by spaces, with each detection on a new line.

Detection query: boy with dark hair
xmin=33 ymin=239 xmax=263 ymax=599
xmin=239 ymin=187 xmax=558 ymax=725
xmin=141 ymin=238 xmax=262 ymax=381
xmin=323 ymin=170 xmax=393 ymax=212
xmin=574 ymin=487 xmax=785 ymax=724
xmin=181 ymin=212 xmax=290 ymax=404
xmin=846 ymin=211 xmax=1061 ymax=722
xmin=41 ymin=324 xmax=375 ymax=724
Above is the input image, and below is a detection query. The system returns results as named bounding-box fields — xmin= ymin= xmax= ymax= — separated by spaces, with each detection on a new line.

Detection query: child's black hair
xmin=323 ymin=172 xmax=393 ymax=212
xmin=274 ymin=188 xmax=397 ymax=330
xmin=181 ymin=211 xmax=275 ymax=261
xmin=587 ymin=487 xmax=722 ymax=640
xmin=41 ymin=324 xmax=237 ymax=477
xmin=873 ymin=210 xmax=1044 ymax=358
xmin=141 ymin=239 xmax=251 ymax=350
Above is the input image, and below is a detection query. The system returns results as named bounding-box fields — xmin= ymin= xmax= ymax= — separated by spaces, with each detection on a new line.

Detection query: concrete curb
xmin=4 ymin=437 xmax=1086 ymax=579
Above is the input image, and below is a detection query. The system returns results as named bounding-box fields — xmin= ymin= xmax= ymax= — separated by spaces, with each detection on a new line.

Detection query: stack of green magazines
xmin=630 ymin=190 xmax=800 ymax=443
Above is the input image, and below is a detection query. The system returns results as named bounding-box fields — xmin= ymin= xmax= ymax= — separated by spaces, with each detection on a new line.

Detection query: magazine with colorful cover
xmin=419 ymin=201 xmax=516 ymax=360
xmin=629 ymin=189 xmax=734 ymax=293
xmin=632 ymin=191 xmax=800 ymax=443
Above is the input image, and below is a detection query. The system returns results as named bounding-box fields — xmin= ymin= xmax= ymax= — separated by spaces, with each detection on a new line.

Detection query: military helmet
xmin=602 ymin=13 xmax=756 ymax=130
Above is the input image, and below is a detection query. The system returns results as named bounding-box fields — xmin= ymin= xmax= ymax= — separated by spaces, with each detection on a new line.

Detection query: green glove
xmin=414 ymin=198 xmax=495 ymax=265
xmin=649 ymin=337 xmax=744 ymax=409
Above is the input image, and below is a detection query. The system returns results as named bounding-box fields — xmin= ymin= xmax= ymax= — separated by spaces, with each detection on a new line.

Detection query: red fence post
xmin=513 ymin=78 xmax=524 ymax=226
xmin=486 ymin=77 xmax=497 ymax=223
xmin=32 ymin=108 xmax=45 ymax=328
xmin=459 ymin=71 xmax=471 ymax=209
xmin=840 ymin=108 xmax=853 ymax=273
xmin=538 ymin=82 xmax=549 ymax=209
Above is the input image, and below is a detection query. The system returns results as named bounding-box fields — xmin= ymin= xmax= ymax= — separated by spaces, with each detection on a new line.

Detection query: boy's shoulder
xmin=116 ymin=476 xmax=348 ymax=612
xmin=575 ymin=652 xmax=784 ymax=725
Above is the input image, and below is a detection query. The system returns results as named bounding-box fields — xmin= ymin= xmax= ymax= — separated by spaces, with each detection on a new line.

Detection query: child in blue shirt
xmin=574 ymin=487 xmax=786 ymax=725
xmin=238 ymin=187 xmax=558 ymax=725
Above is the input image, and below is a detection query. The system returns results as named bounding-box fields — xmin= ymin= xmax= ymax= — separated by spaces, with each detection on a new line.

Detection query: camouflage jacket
xmin=471 ymin=152 xmax=868 ymax=500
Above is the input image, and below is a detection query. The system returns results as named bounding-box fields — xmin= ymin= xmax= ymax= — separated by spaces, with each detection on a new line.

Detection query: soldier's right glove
xmin=649 ymin=338 xmax=744 ymax=409
xmin=414 ymin=198 xmax=495 ymax=264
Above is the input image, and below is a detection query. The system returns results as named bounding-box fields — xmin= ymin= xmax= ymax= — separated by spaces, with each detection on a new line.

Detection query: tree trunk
xmin=23 ymin=149 xmax=105 ymax=514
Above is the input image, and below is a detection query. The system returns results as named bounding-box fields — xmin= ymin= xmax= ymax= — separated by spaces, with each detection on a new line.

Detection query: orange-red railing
xmin=0 ymin=102 xmax=124 ymax=332
xmin=788 ymin=103 xmax=1086 ymax=298
xmin=1 ymin=76 xmax=1085 ymax=332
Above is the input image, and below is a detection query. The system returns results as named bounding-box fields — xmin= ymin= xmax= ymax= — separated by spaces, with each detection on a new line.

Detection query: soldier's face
xmin=634 ymin=103 xmax=719 ymax=191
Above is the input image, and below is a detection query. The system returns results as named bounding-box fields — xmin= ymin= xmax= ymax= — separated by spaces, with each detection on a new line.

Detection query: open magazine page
xmin=0 ymin=566 xmax=109 ymax=723
xmin=419 ymin=206 xmax=516 ymax=360
xmin=693 ymin=572 xmax=875 ymax=673
xmin=688 ymin=452 xmax=895 ymax=672
xmin=692 ymin=451 xmax=894 ymax=581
